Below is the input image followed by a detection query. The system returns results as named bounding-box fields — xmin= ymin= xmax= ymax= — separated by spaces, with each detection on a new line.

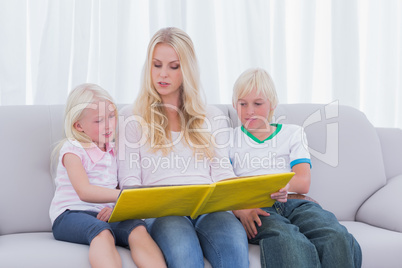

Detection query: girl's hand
xmin=97 ymin=207 xmax=113 ymax=222
xmin=233 ymin=208 xmax=270 ymax=239
xmin=270 ymin=183 xmax=290 ymax=203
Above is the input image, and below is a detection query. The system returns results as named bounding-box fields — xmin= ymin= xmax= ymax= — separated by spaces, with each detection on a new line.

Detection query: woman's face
xmin=151 ymin=43 xmax=183 ymax=103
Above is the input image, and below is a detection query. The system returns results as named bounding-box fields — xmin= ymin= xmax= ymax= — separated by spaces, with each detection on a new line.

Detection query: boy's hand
xmin=97 ymin=207 xmax=113 ymax=222
xmin=233 ymin=208 xmax=270 ymax=239
xmin=271 ymin=183 xmax=289 ymax=203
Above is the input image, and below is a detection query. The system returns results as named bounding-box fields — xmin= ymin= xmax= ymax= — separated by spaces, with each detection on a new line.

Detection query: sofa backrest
xmin=216 ymin=103 xmax=387 ymax=220
xmin=0 ymin=103 xmax=388 ymax=235
xmin=0 ymin=105 xmax=64 ymax=235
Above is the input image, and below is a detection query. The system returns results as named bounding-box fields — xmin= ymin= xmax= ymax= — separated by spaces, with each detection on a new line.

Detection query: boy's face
xmin=235 ymin=89 xmax=274 ymax=133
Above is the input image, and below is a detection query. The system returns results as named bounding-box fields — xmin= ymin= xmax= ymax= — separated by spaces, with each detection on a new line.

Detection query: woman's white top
xmin=117 ymin=105 xmax=236 ymax=188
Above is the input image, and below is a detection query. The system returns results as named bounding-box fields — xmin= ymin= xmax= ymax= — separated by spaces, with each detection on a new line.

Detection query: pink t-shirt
xmin=49 ymin=139 xmax=117 ymax=224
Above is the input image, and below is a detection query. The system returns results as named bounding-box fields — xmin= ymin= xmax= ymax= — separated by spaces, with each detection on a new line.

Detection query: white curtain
xmin=0 ymin=0 xmax=401 ymax=128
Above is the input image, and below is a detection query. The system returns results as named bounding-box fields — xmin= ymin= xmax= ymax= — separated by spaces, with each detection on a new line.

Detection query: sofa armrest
xmin=356 ymin=174 xmax=402 ymax=232
xmin=376 ymin=128 xmax=402 ymax=180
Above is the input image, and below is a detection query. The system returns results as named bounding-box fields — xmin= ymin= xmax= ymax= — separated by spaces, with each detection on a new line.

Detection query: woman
xmin=118 ymin=27 xmax=249 ymax=268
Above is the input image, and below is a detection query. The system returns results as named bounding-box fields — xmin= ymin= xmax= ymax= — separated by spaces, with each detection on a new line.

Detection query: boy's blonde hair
xmin=232 ymin=68 xmax=278 ymax=122
xmin=134 ymin=27 xmax=214 ymax=158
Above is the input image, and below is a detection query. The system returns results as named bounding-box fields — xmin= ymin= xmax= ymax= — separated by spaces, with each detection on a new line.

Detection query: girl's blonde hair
xmin=134 ymin=27 xmax=213 ymax=158
xmin=64 ymin=83 xmax=117 ymax=145
xmin=232 ymin=68 xmax=278 ymax=122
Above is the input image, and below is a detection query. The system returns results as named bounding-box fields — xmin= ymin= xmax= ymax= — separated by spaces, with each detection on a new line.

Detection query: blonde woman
xmin=118 ymin=27 xmax=249 ymax=267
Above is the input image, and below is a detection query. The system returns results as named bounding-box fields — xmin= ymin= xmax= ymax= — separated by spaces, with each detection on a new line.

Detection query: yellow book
xmin=108 ymin=172 xmax=294 ymax=223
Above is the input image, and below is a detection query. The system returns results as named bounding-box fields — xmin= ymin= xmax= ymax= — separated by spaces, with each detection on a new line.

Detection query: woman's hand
xmin=233 ymin=208 xmax=270 ymax=239
xmin=97 ymin=207 xmax=113 ymax=222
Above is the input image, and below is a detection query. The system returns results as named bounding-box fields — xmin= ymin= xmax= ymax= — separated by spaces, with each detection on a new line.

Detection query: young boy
xmin=230 ymin=68 xmax=362 ymax=268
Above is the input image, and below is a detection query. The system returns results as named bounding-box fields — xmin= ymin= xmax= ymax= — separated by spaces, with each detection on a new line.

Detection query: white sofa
xmin=1 ymin=103 xmax=402 ymax=268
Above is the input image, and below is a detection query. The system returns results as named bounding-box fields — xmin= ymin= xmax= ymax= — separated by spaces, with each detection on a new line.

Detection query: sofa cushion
xmin=356 ymin=174 xmax=402 ymax=232
xmin=0 ymin=232 xmax=263 ymax=268
xmin=0 ymin=232 xmax=134 ymax=268
xmin=341 ymin=221 xmax=402 ymax=268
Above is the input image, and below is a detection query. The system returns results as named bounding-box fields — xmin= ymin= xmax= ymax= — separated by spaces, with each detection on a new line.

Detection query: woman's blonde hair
xmin=232 ymin=68 xmax=278 ymax=122
xmin=134 ymin=27 xmax=213 ymax=158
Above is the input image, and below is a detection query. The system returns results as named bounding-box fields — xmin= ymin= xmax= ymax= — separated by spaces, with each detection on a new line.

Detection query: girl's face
xmin=74 ymin=100 xmax=116 ymax=151
xmin=235 ymin=89 xmax=275 ymax=134
xmin=151 ymin=43 xmax=183 ymax=103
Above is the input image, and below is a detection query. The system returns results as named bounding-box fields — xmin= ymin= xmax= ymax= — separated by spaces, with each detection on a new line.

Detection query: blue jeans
xmin=250 ymin=200 xmax=362 ymax=268
xmin=145 ymin=211 xmax=249 ymax=268
xmin=52 ymin=210 xmax=145 ymax=247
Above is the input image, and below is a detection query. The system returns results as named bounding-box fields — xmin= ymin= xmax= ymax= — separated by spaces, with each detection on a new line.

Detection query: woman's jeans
xmin=145 ymin=211 xmax=249 ymax=268
xmin=249 ymin=199 xmax=362 ymax=268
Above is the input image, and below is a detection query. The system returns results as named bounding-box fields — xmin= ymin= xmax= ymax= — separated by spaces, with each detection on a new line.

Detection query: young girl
xmin=49 ymin=83 xmax=166 ymax=268
xmin=118 ymin=27 xmax=249 ymax=268
xmin=230 ymin=68 xmax=362 ymax=268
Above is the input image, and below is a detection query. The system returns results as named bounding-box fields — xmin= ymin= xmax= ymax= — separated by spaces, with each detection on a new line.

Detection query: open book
xmin=108 ymin=172 xmax=294 ymax=223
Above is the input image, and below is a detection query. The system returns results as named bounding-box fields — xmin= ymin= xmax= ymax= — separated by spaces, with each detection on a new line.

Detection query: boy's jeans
xmin=250 ymin=199 xmax=362 ymax=268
